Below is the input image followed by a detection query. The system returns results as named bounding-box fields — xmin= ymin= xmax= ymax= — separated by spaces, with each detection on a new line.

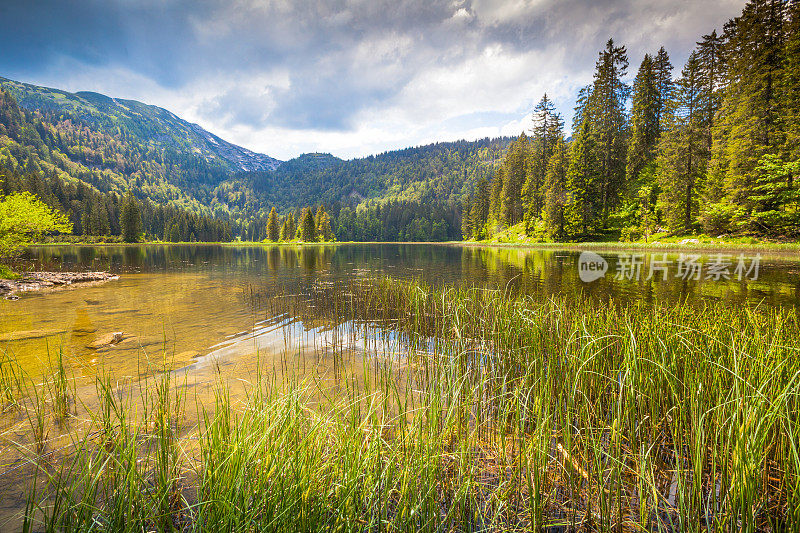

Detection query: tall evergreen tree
xmin=315 ymin=206 xmax=334 ymax=241
xmin=697 ymin=30 xmax=726 ymax=151
xmin=627 ymin=54 xmax=662 ymax=184
xmin=120 ymin=190 xmax=142 ymax=243
xmin=542 ymin=136 xmax=570 ymax=241
xmin=469 ymin=177 xmax=490 ymax=239
xmin=460 ymin=195 xmax=473 ymax=240
xmin=488 ymin=167 xmax=505 ymax=229
xmin=266 ymin=206 xmax=279 ymax=241
xmin=298 ymin=208 xmax=317 ymax=242
xmin=653 ymin=47 xmax=675 ymax=130
xmin=565 ymin=120 xmax=599 ymax=236
xmin=781 ymin=1 xmax=800 ymax=161
xmin=585 ymin=38 xmax=630 ymax=222
xmin=500 ymin=133 xmax=529 ymax=226
xmin=656 ymin=51 xmax=707 ymax=233
xmin=709 ymin=0 xmax=789 ymax=229
xmin=628 ymin=49 xmax=673 ymax=187
xmin=524 ymin=95 xmax=563 ymax=229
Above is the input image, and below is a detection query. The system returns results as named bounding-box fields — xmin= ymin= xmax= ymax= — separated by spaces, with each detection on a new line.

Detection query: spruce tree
xmin=266 ymin=206 xmax=279 ymax=241
xmin=488 ymin=167 xmax=505 ymax=230
xmin=697 ymin=30 xmax=726 ymax=151
xmin=542 ymin=136 xmax=570 ymax=241
xmin=286 ymin=213 xmax=296 ymax=241
xmin=565 ymin=120 xmax=599 ymax=236
xmin=298 ymin=208 xmax=317 ymax=242
xmin=584 ymin=39 xmax=630 ymax=223
xmin=627 ymin=54 xmax=662 ymax=184
xmin=316 ymin=206 xmax=334 ymax=241
xmin=469 ymin=177 xmax=490 ymax=239
xmin=656 ymin=51 xmax=707 ymax=233
xmin=120 ymin=190 xmax=142 ymax=243
xmin=709 ymin=0 xmax=789 ymax=230
xmin=781 ymin=1 xmax=800 ymax=161
xmin=461 ymin=195 xmax=473 ymax=240
xmin=524 ymin=95 xmax=563 ymax=230
xmin=279 ymin=218 xmax=290 ymax=242
xmin=500 ymin=133 xmax=529 ymax=226
xmin=653 ymin=47 xmax=675 ymax=131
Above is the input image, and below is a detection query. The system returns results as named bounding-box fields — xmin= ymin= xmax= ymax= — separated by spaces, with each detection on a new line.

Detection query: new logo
xmin=578 ymin=251 xmax=608 ymax=282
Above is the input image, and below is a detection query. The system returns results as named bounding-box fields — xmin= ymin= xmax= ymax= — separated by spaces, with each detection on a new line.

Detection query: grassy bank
xmin=461 ymin=238 xmax=800 ymax=253
xmin=2 ymin=278 xmax=799 ymax=531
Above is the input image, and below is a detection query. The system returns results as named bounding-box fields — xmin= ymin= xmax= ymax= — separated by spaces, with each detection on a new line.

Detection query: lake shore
xmin=0 ymin=271 xmax=119 ymax=299
xmin=31 ymin=238 xmax=800 ymax=253
xmin=454 ymin=239 xmax=800 ymax=253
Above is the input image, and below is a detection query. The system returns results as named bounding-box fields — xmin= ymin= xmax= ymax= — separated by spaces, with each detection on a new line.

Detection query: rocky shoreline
xmin=0 ymin=271 xmax=119 ymax=299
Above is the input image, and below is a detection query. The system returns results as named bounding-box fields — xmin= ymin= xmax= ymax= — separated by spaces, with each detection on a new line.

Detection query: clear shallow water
xmin=2 ymin=243 xmax=800 ymax=379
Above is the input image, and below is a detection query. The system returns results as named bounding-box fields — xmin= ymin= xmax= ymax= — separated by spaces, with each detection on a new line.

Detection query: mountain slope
xmin=220 ymin=138 xmax=512 ymax=215
xmin=1 ymin=77 xmax=280 ymax=173
xmin=1 ymin=75 xmax=516 ymax=242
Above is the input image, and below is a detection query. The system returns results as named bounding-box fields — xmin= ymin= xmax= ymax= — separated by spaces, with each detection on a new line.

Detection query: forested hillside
xmin=0 ymin=78 xmax=508 ymax=242
xmin=464 ymin=0 xmax=800 ymax=242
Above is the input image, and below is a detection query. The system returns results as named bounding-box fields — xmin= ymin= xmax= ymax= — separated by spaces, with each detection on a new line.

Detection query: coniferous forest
xmin=464 ymin=0 xmax=800 ymax=242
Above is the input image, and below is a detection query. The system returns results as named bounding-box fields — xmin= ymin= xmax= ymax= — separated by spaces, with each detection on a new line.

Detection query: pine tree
xmin=488 ymin=167 xmax=505 ymax=230
xmin=653 ymin=47 xmax=675 ymax=131
xmin=565 ymin=120 xmax=599 ymax=236
xmin=780 ymin=1 xmax=800 ymax=161
xmin=120 ymin=190 xmax=142 ymax=243
xmin=266 ymin=206 xmax=279 ymax=241
xmin=541 ymin=136 xmax=570 ymax=241
xmin=697 ymin=30 xmax=725 ymax=151
xmin=285 ymin=213 xmax=296 ymax=241
xmin=316 ymin=206 xmax=334 ymax=241
xmin=279 ymin=218 xmax=290 ymax=241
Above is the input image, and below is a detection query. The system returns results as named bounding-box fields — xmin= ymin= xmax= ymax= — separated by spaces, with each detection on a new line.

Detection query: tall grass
xmin=4 ymin=277 xmax=799 ymax=531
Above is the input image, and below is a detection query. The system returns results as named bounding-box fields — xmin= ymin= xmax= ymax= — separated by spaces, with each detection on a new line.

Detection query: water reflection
xmin=17 ymin=243 xmax=800 ymax=308
xmin=2 ymin=244 xmax=798 ymax=379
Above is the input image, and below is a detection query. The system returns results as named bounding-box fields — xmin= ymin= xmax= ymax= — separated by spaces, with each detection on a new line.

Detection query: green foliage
xmin=120 ymin=190 xmax=142 ymax=243
xmin=656 ymin=51 xmax=707 ymax=234
xmin=0 ymin=191 xmax=71 ymax=258
xmin=298 ymin=208 xmax=317 ymax=242
xmin=541 ymin=136 xmax=570 ymax=241
xmin=265 ymin=207 xmax=279 ymax=242
xmin=467 ymin=1 xmax=799 ymax=242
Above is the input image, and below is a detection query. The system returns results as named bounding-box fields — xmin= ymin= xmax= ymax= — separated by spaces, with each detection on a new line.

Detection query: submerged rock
xmin=87 ymin=331 xmax=126 ymax=349
xmin=0 ymin=272 xmax=119 ymax=299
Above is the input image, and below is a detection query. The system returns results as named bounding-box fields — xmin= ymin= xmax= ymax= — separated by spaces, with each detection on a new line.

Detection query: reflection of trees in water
xmin=21 ymin=244 xmax=800 ymax=309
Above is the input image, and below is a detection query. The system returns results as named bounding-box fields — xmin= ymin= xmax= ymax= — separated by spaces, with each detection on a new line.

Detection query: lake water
xmin=2 ymin=243 xmax=800 ymax=381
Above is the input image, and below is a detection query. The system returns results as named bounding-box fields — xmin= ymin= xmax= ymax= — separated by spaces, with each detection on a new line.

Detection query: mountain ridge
xmin=0 ymin=76 xmax=281 ymax=173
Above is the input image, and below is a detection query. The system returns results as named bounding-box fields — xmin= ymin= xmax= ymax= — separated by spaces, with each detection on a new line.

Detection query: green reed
xmin=4 ymin=277 xmax=800 ymax=531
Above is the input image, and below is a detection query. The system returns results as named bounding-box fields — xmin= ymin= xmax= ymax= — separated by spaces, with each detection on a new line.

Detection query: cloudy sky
xmin=0 ymin=0 xmax=745 ymax=160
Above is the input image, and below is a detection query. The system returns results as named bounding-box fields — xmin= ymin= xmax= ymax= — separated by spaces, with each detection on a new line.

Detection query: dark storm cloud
xmin=0 ymin=0 xmax=746 ymax=143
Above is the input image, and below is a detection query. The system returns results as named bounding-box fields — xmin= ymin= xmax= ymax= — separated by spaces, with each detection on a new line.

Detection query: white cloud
xmin=2 ymin=0 xmax=749 ymax=160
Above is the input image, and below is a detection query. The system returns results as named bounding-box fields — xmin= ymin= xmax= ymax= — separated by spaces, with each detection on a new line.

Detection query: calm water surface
xmin=2 ymin=243 xmax=799 ymax=379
